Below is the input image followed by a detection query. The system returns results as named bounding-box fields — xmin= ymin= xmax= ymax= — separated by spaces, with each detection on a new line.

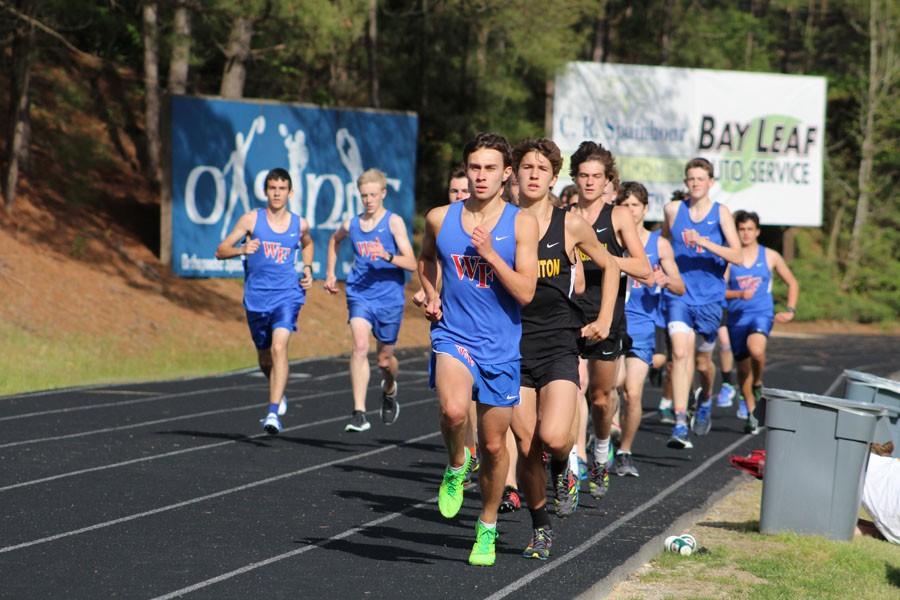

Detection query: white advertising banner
xmin=553 ymin=62 xmax=826 ymax=226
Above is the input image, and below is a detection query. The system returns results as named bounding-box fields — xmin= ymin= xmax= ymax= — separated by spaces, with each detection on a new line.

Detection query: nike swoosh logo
xmin=706 ymin=221 xmax=716 ymax=225
xmin=596 ymin=228 xmax=608 ymax=233
xmin=546 ymin=242 xmax=559 ymax=248
xmin=377 ymin=228 xmax=385 ymax=233
xmin=601 ymin=351 xmax=614 ymax=355
xmin=755 ymin=264 xmax=762 ymax=267
xmin=495 ymin=235 xmax=510 ymax=241
xmin=506 ymin=394 xmax=518 ymax=400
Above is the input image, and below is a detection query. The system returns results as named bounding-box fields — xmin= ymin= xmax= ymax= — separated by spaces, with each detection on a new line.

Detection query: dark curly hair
xmin=463 ymin=132 xmax=512 ymax=168
xmin=569 ymin=141 xmax=619 ymax=188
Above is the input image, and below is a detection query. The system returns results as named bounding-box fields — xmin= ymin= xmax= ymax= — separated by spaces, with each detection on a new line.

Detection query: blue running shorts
xmin=348 ymin=301 xmax=404 ymax=345
xmin=430 ymin=342 xmax=520 ymax=407
xmin=666 ymin=297 xmax=722 ymax=345
xmin=245 ymin=300 xmax=303 ymax=350
xmin=727 ymin=312 xmax=773 ymax=361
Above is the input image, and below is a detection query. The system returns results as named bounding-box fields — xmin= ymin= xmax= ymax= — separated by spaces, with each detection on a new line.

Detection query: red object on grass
xmin=729 ymin=449 xmax=766 ymax=479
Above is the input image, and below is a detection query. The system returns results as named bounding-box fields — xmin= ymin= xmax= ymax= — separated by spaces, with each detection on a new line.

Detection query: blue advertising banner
xmin=170 ymin=95 xmax=418 ymax=278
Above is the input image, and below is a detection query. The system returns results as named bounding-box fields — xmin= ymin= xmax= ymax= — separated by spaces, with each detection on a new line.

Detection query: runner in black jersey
xmin=510 ymin=139 xmax=619 ymax=561
xmin=570 ymin=142 xmax=651 ymax=501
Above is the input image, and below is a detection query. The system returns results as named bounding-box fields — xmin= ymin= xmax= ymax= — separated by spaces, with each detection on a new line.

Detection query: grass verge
xmin=0 ymin=321 xmax=254 ymax=396
xmin=609 ymin=478 xmax=900 ymax=600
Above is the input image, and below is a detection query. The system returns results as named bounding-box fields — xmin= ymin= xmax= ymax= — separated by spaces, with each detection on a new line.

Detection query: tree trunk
xmin=842 ymin=0 xmax=881 ymax=289
xmin=366 ymin=0 xmax=380 ymax=108
xmin=826 ymin=203 xmax=845 ymax=263
xmin=659 ymin=0 xmax=675 ymax=64
xmin=220 ymin=15 xmax=253 ymax=99
xmin=3 ymin=0 xmax=36 ymax=214
xmin=591 ymin=1 xmax=607 ymax=62
xmin=142 ymin=1 xmax=162 ymax=186
xmin=782 ymin=227 xmax=797 ymax=262
xmin=544 ymin=78 xmax=554 ymax=137
xmin=168 ymin=0 xmax=192 ymax=95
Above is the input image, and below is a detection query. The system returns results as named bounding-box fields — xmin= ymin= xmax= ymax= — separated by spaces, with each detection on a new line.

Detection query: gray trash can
xmin=759 ymin=388 xmax=887 ymax=541
xmin=843 ymin=370 xmax=900 ymax=457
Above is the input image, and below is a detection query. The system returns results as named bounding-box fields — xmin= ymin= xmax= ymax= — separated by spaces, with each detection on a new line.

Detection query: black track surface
xmin=1 ymin=334 xmax=897 ymax=599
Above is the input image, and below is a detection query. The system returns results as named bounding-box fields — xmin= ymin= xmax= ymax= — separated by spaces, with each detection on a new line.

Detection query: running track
xmin=1 ymin=334 xmax=897 ymax=599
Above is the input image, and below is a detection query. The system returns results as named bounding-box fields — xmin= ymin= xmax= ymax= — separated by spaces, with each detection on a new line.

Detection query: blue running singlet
xmin=727 ymin=245 xmax=773 ymax=316
xmin=626 ymin=229 xmax=665 ymax=329
xmin=669 ymin=201 xmax=727 ymax=306
xmin=243 ymin=209 xmax=305 ymax=312
xmin=431 ymin=201 xmax=521 ymax=364
xmin=346 ymin=211 xmax=405 ymax=307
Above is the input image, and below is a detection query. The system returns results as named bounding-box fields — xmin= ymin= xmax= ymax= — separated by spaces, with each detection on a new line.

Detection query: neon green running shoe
xmin=468 ymin=521 xmax=498 ymax=566
xmin=438 ymin=446 xmax=471 ymax=518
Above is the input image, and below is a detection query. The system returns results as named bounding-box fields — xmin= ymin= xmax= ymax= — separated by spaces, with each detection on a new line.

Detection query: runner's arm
xmin=215 ymin=212 xmax=256 ymax=259
xmin=299 ymin=218 xmax=315 ymax=289
xmin=471 ymin=211 xmax=538 ymax=306
xmin=418 ymin=207 xmax=447 ymax=321
xmin=770 ymin=248 xmax=799 ymax=322
xmin=324 ymin=220 xmax=350 ymax=294
xmin=385 ymin=214 xmax=417 ymax=271
xmin=656 ymin=236 xmax=685 ymax=296
xmin=570 ymin=214 xmax=619 ymax=340
xmin=613 ymin=206 xmax=652 ymax=280
xmin=695 ymin=205 xmax=743 ymax=264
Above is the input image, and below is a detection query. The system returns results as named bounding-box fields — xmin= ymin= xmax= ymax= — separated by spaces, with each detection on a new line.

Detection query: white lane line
xmin=146 ymin=409 xmax=748 ymax=599
xmin=484 ymin=433 xmax=758 ymax=600
xmin=0 ymin=377 xmax=428 ymax=449
xmin=149 ymin=493 xmax=441 ymax=600
xmin=87 ymin=390 xmax=160 ymax=396
xmin=0 ymin=427 xmax=442 ymax=555
xmin=0 ymin=355 xmax=429 ymax=421
xmin=0 ymin=384 xmax=259 ymax=423
xmin=0 ymin=392 xmax=437 ymax=493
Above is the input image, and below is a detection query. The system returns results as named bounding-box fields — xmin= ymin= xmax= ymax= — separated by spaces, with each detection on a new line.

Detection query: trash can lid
xmin=843 ymin=370 xmax=900 ymax=394
xmin=764 ymin=387 xmax=889 ymax=417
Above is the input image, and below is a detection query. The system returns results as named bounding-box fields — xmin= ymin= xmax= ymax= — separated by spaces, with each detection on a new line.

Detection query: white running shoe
xmin=262 ymin=413 xmax=282 ymax=435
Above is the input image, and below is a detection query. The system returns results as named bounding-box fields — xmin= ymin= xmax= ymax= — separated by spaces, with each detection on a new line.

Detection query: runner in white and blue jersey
xmin=616 ymin=182 xmax=684 ymax=475
xmin=725 ymin=210 xmax=799 ymax=434
xmin=216 ymin=168 xmax=314 ymax=435
xmin=325 ymin=169 xmax=417 ymax=433
xmin=418 ymin=132 xmax=539 ymax=567
xmin=662 ymin=158 xmax=742 ymax=449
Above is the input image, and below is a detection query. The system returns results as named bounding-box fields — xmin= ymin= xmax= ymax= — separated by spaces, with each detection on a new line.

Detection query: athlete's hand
xmin=424 ymin=295 xmax=443 ymax=322
xmin=324 ymin=274 xmax=339 ymax=295
xmin=243 ymin=238 xmax=260 ymax=255
xmin=412 ymin=288 xmax=426 ymax=307
xmin=471 ymin=226 xmax=496 ymax=261
xmin=300 ymin=269 xmax=313 ymax=290
xmin=651 ymin=265 xmax=669 ymax=288
xmin=369 ymin=237 xmax=390 ymax=261
xmin=740 ymin=288 xmax=754 ymax=300
xmin=774 ymin=310 xmax=795 ymax=323
xmin=581 ymin=319 xmax=610 ymax=342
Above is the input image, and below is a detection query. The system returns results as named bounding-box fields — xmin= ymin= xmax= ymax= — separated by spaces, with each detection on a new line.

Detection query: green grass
xmin=741 ymin=532 xmax=900 ymax=599
xmin=646 ymin=528 xmax=900 ymax=600
xmin=0 ymin=321 xmax=255 ymax=397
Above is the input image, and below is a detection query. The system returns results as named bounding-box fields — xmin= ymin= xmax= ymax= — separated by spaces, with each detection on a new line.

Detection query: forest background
xmin=1 ymin=0 xmax=897 ymax=324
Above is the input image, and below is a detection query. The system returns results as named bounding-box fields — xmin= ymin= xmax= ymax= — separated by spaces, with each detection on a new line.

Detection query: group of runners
xmin=217 ymin=132 xmax=799 ymax=567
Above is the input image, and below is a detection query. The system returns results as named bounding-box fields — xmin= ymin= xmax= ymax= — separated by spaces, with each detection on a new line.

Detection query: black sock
xmin=530 ymin=506 xmax=551 ymax=530
xmin=550 ymin=457 xmax=568 ymax=481
xmin=722 ymin=370 xmax=735 ymax=385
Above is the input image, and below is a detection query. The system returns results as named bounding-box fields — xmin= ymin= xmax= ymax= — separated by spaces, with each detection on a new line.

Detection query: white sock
xmin=594 ymin=437 xmax=610 ymax=464
xmin=659 ymin=397 xmax=673 ymax=410
xmin=568 ymin=446 xmax=580 ymax=473
xmin=479 ymin=520 xmax=496 ymax=530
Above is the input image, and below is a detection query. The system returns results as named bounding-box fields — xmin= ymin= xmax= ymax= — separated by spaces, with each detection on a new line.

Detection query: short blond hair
xmin=358 ymin=168 xmax=387 ymax=189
